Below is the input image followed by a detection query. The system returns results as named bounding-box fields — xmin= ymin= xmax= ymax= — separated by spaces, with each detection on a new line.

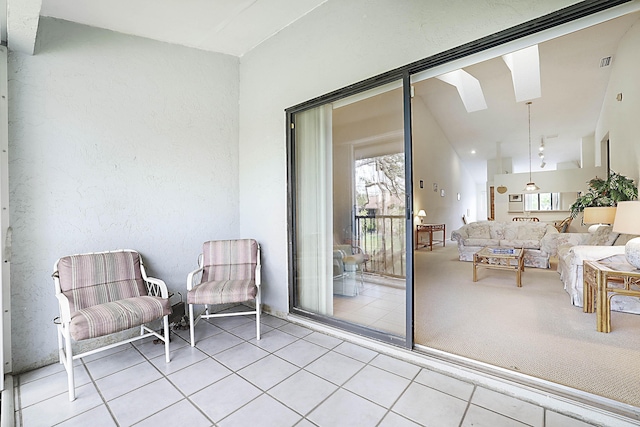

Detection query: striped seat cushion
xmin=57 ymin=251 xmax=148 ymax=313
xmin=187 ymin=279 xmax=257 ymax=305
xmin=202 ymin=239 xmax=257 ymax=282
xmin=69 ymin=295 xmax=171 ymax=341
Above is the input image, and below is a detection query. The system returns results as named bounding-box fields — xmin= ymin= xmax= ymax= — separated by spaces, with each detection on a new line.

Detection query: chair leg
xmin=189 ymin=303 xmax=196 ymax=347
xmin=64 ymin=327 xmax=75 ymax=401
xmin=163 ymin=315 xmax=171 ymax=363
xmin=256 ymin=290 xmax=261 ymax=340
xmin=57 ymin=323 xmax=64 ymax=365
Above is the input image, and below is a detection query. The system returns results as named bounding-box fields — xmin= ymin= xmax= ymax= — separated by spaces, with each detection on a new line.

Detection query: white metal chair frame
xmin=53 ymin=249 xmax=171 ymax=401
xmin=186 ymin=243 xmax=261 ymax=347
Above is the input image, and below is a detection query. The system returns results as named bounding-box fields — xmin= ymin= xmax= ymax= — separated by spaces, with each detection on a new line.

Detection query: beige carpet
xmin=414 ymin=244 xmax=640 ymax=409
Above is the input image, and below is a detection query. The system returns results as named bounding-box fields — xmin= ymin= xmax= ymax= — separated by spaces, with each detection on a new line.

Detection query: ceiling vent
xmin=600 ymin=56 xmax=612 ymax=68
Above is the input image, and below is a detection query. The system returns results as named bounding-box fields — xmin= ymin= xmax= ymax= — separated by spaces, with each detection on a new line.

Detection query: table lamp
xmin=583 ymin=206 xmax=617 ymax=233
xmin=612 ymin=201 xmax=640 ymax=269
xmin=417 ymin=209 xmax=427 ymax=224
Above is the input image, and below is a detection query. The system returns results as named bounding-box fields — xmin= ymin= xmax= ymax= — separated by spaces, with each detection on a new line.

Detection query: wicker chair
xmin=554 ymin=216 xmax=573 ymax=233
xmin=512 ymin=216 xmax=540 ymax=222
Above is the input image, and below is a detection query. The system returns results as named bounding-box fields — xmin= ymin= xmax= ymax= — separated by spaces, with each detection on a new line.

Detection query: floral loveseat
xmin=451 ymin=221 xmax=559 ymax=268
xmin=556 ymin=225 xmax=640 ymax=314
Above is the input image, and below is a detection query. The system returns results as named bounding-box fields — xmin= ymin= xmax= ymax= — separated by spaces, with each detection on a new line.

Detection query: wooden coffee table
xmin=473 ymin=247 xmax=525 ymax=287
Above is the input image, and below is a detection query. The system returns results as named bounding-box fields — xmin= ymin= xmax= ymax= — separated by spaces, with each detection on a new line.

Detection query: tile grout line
xmin=458 ymin=385 xmax=477 ymax=427
xmin=133 ymin=329 xmax=221 ymax=426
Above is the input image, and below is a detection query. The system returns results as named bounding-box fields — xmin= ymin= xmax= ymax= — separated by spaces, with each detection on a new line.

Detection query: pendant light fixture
xmin=524 ymin=101 xmax=540 ymax=191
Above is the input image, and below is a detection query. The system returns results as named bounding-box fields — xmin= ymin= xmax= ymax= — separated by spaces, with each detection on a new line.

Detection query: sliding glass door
xmin=289 ymin=79 xmax=412 ymax=346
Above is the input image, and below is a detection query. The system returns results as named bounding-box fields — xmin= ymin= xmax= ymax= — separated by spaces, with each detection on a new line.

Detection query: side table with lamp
xmin=583 ymin=206 xmax=617 ymax=233
xmin=613 ymin=201 xmax=640 ymax=269
xmin=582 ymin=201 xmax=640 ymax=332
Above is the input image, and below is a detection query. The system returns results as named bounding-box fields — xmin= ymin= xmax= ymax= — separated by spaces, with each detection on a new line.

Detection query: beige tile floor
xmin=12 ymin=311 xmax=630 ymax=427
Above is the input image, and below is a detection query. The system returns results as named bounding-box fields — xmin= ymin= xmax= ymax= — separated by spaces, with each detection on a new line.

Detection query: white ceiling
xmin=9 ymin=2 xmax=640 ymax=184
xmin=334 ymin=11 xmax=640 ymax=183
xmin=39 ymin=0 xmax=329 ymax=57
xmin=414 ymin=12 xmax=640 ymax=182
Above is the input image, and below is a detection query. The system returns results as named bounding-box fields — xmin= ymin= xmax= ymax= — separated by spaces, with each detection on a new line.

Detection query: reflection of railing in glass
xmin=354 ymin=215 xmax=405 ymax=278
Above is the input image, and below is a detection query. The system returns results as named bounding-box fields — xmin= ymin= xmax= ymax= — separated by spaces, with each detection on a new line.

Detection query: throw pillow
xmin=516 ymin=223 xmax=546 ymax=241
xmin=467 ymin=223 xmax=491 ymax=239
xmin=502 ymin=224 xmax=519 ymax=241
xmin=587 ymin=225 xmax=619 ymax=246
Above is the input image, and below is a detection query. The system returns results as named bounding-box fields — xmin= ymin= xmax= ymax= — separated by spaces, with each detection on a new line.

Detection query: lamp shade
xmin=612 ymin=202 xmax=640 ymax=234
xmin=583 ymin=207 xmax=617 ymax=225
xmin=417 ymin=210 xmax=427 ymax=217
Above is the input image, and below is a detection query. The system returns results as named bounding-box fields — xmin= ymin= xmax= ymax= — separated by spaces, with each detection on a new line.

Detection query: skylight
xmin=502 ymin=45 xmax=542 ymax=102
xmin=435 ymin=69 xmax=487 ymax=113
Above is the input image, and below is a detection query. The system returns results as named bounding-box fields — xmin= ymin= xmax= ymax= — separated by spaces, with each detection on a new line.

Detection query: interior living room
xmin=322 ymin=4 xmax=640 ymax=415
xmin=3 ymin=1 xmax=640 ymax=426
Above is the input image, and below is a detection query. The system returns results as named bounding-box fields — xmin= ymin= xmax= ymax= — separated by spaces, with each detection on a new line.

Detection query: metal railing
xmin=353 ymin=215 xmax=406 ymax=278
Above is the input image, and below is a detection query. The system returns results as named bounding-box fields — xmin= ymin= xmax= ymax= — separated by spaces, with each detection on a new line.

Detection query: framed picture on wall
xmin=509 ymin=194 xmax=523 ymax=202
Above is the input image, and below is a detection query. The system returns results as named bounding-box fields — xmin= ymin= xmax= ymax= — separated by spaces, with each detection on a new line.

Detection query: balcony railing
xmin=353 ymin=214 xmax=406 ymax=278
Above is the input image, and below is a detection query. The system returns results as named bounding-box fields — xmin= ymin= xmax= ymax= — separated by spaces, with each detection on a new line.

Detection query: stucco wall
xmin=238 ymin=0 xmax=580 ymax=316
xmin=8 ymin=18 xmax=240 ymax=372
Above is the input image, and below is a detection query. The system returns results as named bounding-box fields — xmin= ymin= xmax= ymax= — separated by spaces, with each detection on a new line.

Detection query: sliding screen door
xmin=290 ymin=80 xmax=410 ymax=344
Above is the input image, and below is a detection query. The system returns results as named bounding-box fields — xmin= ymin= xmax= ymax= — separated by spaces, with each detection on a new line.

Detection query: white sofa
xmin=451 ymin=221 xmax=559 ymax=268
xmin=556 ymin=226 xmax=640 ymax=313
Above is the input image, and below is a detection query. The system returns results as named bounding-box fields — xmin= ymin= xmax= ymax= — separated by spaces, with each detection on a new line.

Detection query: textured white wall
xmin=9 ymin=18 xmax=240 ymax=372
xmin=412 ymin=96 xmax=478 ymax=233
xmin=239 ymin=0 xmax=580 ymax=315
xmin=596 ymin=17 xmax=640 ymax=182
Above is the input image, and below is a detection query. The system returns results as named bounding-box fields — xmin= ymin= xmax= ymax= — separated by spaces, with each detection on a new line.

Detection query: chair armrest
xmin=451 ymin=229 xmax=466 ymax=243
xmin=56 ymin=293 xmax=72 ymax=323
xmin=540 ymin=231 xmax=561 ymax=255
xmin=186 ymin=267 xmax=204 ymax=291
xmin=570 ymin=245 xmax=626 ymax=265
xmin=255 ymin=264 xmax=261 ymax=286
xmin=555 ymin=233 xmax=592 ymax=249
xmin=144 ymin=276 xmax=169 ymax=298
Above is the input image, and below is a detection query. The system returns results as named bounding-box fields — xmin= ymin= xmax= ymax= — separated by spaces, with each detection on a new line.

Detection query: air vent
xmin=600 ymin=56 xmax=612 ymax=68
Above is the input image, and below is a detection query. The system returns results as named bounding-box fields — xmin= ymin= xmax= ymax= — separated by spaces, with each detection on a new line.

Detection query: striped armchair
xmin=186 ymin=239 xmax=261 ymax=347
xmin=53 ymin=250 xmax=172 ymax=401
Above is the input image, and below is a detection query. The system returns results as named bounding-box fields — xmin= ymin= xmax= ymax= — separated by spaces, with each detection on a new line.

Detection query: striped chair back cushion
xmin=202 ymin=239 xmax=257 ymax=282
xmin=57 ymin=251 xmax=148 ymax=313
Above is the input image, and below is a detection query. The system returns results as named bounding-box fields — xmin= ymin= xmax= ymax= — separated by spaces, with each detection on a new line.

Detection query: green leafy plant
xmin=570 ymin=171 xmax=638 ymax=218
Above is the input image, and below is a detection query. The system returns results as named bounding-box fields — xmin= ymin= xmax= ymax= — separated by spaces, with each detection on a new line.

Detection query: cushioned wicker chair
xmin=554 ymin=216 xmax=573 ymax=233
xmin=53 ymin=249 xmax=172 ymax=401
xmin=186 ymin=239 xmax=261 ymax=347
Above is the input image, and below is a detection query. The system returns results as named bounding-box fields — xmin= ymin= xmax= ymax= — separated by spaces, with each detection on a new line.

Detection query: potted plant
xmin=570 ymin=171 xmax=638 ymax=218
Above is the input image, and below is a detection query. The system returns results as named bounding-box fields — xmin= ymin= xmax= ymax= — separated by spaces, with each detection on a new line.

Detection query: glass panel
xmin=293 ymin=81 xmax=406 ymax=338
xmin=523 ymin=192 xmax=562 ymax=211
xmin=524 ymin=193 xmax=539 ymax=211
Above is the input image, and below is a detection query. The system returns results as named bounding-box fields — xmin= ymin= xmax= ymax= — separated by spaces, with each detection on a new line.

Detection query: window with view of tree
xmin=524 ymin=192 xmax=560 ymax=211
xmin=355 ymin=152 xmax=406 ymax=277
